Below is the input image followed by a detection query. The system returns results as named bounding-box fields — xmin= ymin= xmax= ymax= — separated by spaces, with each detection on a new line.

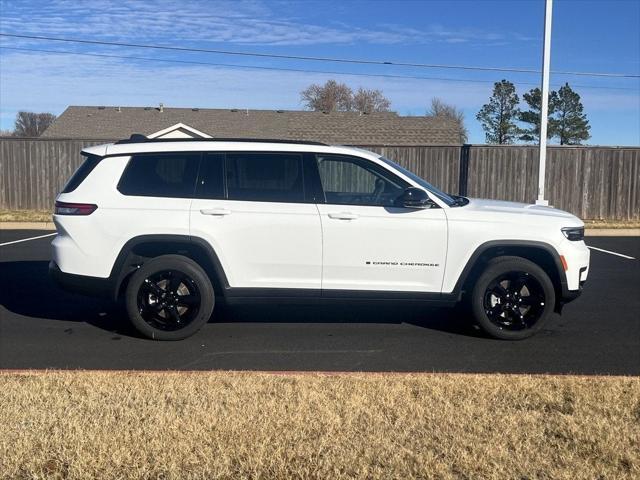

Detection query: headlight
xmin=561 ymin=227 xmax=584 ymax=241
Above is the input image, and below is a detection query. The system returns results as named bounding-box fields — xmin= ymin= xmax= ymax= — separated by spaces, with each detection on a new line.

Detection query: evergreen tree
xmin=518 ymin=87 xmax=556 ymax=143
xmin=476 ymin=80 xmax=520 ymax=144
xmin=551 ymin=83 xmax=591 ymax=145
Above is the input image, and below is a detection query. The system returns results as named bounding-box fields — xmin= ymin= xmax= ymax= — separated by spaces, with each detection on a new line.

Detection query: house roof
xmin=41 ymin=106 xmax=463 ymax=145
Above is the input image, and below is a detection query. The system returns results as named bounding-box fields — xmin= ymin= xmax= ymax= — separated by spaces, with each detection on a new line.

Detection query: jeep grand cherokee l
xmin=50 ymin=136 xmax=589 ymax=340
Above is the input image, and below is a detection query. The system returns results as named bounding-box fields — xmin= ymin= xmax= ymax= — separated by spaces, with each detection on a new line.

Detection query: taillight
xmin=54 ymin=201 xmax=97 ymax=215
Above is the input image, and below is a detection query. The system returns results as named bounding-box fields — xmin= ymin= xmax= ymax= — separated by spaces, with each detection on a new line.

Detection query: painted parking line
xmin=0 ymin=232 xmax=56 ymax=247
xmin=587 ymin=245 xmax=636 ymax=260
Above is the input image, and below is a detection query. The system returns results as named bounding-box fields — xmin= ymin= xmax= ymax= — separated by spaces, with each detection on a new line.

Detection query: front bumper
xmin=557 ymin=266 xmax=588 ymax=312
xmin=556 ymin=238 xmax=589 ymax=303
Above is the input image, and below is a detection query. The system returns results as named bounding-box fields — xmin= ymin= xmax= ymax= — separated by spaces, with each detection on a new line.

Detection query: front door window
xmin=316 ymin=155 xmax=407 ymax=207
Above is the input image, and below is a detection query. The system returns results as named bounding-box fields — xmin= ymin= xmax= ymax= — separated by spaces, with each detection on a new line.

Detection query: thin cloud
xmin=1 ymin=0 xmax=532 ymax=47
xmin=0 ymin=49 xmax=489 ymax=115
xmin=2 ymin=49 xmax=636 ymax=116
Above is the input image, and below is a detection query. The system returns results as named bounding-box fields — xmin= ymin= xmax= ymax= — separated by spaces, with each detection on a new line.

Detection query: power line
xmin=1 ymin=46 xmax=636 ymax=92
xmin=1 ymin=32 xmax=639 ymax=79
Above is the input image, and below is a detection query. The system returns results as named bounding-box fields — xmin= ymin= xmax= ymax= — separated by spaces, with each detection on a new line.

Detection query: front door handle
xmin=200 ymin=208 xmax=231 ymax=216
xmin=328 ymin=212 xmax=359 ymax=220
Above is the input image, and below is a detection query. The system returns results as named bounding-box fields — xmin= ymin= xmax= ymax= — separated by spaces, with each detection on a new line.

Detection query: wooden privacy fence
xmin=1 ymin=138 xmax=111 ymax=212
xmin=362 ymin=145 xmax=640 ymax=220
xmin=1 ymin=137 xmax=638 ymax=220
xmin=463 ymin=145 xmax=640 ymax=221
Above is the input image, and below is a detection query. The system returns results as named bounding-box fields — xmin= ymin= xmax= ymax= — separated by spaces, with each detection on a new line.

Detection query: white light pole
xmin=536 ymin=0 xmax=553 ymax=206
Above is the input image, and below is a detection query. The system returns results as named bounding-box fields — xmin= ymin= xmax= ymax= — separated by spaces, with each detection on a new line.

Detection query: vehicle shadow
xmin=0 ymin=261 xmax=483 ymax=339
xmin=0 ymin=260 xmax=138 ymax=336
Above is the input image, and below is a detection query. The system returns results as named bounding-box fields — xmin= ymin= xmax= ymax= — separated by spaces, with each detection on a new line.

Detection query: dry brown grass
xmin=0 ymin=209 xmax=52 ymax=223
xmin=1 ymin=372 xmax=638 ymax=479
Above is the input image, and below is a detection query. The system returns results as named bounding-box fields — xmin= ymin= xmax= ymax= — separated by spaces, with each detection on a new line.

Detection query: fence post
xmin=458 ymin=144 xmax=471 ymax=196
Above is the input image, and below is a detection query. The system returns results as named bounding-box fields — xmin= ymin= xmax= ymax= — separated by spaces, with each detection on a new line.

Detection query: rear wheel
xmin=470 ymin=256 xmax=555 ymax=340
xmin=125 ymin=255 xmax=214 ymax=340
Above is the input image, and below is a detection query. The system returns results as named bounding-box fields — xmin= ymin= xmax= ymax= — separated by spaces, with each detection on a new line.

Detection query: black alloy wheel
xmin=470 ymin=256 xmax=556 ymax=340
xmin=483 ymin=271 xmax=546 ymax=331
xmin=125 ymin=254 xmax=215 ymax=340
xmin=137 ymin=270 xmax=201 ymax=331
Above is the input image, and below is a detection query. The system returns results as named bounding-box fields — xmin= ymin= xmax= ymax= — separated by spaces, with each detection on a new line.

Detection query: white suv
xmin=50 ymin=136 xmax=590 ymax=340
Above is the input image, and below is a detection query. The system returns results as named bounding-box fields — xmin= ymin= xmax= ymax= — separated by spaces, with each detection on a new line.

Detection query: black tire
xmin=125 ymin=254 xmax=214 ymax=340
xmin=469 ymin=256 xmax=555 ymax=340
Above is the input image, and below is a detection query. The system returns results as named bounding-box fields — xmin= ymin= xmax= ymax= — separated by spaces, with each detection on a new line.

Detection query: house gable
xmin=148 ymin=123 xmax=212 ymax=139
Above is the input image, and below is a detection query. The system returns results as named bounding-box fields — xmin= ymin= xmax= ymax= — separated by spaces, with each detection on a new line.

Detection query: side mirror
xmin=397 ymin=187 xmax=433 ymax=209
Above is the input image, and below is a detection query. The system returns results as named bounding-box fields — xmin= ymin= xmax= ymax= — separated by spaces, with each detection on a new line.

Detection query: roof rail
xmin=114 ymin=134 xmax=328 ymax=146
xmin=115 ymin=133 xmax=149 ymax=144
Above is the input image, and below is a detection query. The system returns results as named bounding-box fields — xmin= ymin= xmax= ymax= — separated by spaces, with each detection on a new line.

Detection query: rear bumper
xmin=49 ymin=261 xmax=112 ymax=298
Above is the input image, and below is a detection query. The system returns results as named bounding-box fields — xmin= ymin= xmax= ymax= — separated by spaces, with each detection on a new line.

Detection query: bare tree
xmin=14 ymin=111 xmax=57 ymax=137
xmin=352 ymin=88 xmax=391 ymax=113
xmin=301 ymin=80 xmax=392 ymax=113
xmin=427 ymin=98 xmax=468 ymax=143
xmin=300 ymin=80 xmax=353 ymax=112
xmin=0 ymin=129 xmax=14 ymax=137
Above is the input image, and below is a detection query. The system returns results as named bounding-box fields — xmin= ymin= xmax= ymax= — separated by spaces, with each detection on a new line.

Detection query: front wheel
xmin=125 ymin=255 xmax=214 ymax=340
xmin=470 ymin=256 xmax=556 ymax=340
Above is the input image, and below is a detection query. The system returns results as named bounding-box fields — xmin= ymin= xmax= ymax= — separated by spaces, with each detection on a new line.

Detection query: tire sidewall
xmin=471 ymin=257 xmax=556 ymax=340
xmin=125 ymin=255 xmax=215 ymax=341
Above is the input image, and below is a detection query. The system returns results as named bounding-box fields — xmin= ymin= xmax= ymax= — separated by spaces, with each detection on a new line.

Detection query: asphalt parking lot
xmin=0 ymin=229 xmax=638 ymax=374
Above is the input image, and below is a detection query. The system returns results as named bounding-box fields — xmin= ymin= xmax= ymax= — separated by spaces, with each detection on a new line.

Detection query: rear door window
xmin=118 ymin=153 xmax=200 ymax=198
xmin=225 ymin=153 xmax=304 ymax=203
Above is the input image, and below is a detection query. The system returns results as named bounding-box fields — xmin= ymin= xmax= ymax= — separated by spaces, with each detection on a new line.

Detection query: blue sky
xmin=0 ymin=0 xmax=638 ymax=144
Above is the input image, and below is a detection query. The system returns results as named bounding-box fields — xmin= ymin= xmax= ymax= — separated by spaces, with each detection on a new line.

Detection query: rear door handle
xmin=200 ymin=208 xmax=231 ymax=216
xmin=328 ymin=212 xmax=359 ymax=220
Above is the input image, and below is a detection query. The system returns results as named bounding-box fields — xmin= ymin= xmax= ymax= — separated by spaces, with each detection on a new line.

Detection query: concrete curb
xmin=585 ymin=228 xmax=640 ymax=237
xmin=0 ymin=222 xmax=55 ymax=230
xmin=1 ymin=222 xmax=639 ymax=237
xmin=0 ymin=369 xmax=634 ymax=378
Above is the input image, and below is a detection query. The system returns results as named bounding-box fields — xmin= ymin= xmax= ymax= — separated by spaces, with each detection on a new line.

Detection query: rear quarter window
xmin=62 ymin=154 xmax=102 ymax=193
xmin=118 ymin=153 xmax=200 ymax=198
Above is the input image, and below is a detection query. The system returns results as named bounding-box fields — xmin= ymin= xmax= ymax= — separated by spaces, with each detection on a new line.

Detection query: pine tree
xmin=476 ymin=80 xmax=520 ymax=144
xmin=551 ymin=83 xmax=591 ymax=145
xmin=518 ymin=87 xmax=556 ymax=143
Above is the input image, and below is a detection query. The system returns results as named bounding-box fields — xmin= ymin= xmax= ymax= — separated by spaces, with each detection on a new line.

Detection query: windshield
xmin=379 ymin=156 xmax=458 ymax=206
